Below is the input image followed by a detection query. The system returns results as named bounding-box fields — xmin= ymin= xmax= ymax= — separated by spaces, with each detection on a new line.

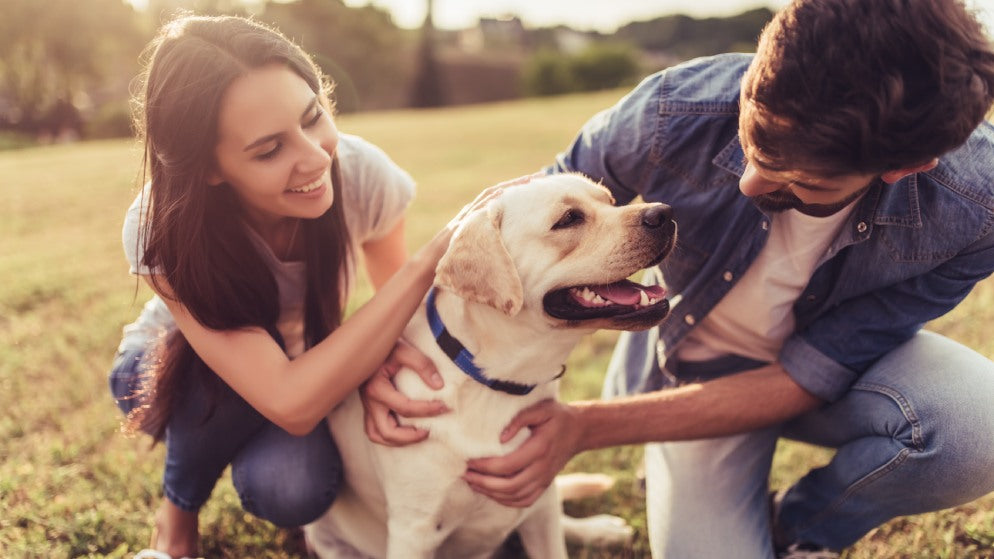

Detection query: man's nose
xmin=739 ymin=164 xmax=783 ymax=197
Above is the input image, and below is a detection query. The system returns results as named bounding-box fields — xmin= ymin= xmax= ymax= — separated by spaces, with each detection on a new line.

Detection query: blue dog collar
xmin=425 ymin=287 xmax=563 ymax=396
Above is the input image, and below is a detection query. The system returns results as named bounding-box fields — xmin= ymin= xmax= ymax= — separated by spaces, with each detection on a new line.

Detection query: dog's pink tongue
xmin=591 ymin=281 xmax=666 ymax=305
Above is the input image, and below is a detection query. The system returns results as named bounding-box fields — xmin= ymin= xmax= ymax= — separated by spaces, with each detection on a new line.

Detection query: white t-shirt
xmin=676 ymin=203 xmax=856 ymax=363
xmin=118 ymin=133 xmax=415 ymax=358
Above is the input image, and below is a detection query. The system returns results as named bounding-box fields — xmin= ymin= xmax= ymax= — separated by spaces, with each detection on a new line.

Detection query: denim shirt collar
xmin=711 ymin=135 xmax=925 ymax=248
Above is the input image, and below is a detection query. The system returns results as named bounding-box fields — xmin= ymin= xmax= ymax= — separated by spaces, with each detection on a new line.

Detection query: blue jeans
xmin=637 ymin=331 xmax=994 ymax=558
xmin=109 ymin=348 xmax=343 ymax=527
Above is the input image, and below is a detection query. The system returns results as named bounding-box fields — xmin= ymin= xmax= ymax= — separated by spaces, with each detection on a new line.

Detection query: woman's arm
xmin=361 ymin=217 xmax=408 ymax=290
xmin=149 ymin=187 xmax=502 ymax=436
xmin=149 ymin=225 xmax=447 ymax=437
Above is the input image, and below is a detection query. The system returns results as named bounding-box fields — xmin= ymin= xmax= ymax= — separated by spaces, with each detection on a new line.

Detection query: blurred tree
xmin=615 ymin=7 xmax=773 ymax=59
xmin=0 ymin=0 xmax=146 ymax=136
xmin=261 ymin=0 xmax=411 ymax=112
xmin=409 ymin=0 xmax=445 ymax=108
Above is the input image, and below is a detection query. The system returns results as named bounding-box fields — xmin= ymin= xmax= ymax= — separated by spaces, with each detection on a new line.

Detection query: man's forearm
xmin=572 ymin=363 xmax=823 ymax=452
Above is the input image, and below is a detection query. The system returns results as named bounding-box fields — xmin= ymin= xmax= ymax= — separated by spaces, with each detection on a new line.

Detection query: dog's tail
xmin=555 ymin=473 xmax=616 ymax=501
xmin=555 ymin=473 xmax=634 ymax=547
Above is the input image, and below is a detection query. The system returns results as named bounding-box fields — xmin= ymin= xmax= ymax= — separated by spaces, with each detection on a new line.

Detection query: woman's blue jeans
xmin=637 ymin=331 xmax=994 ymax=558
xmin=109 ymin=348 xmax=343 ymax=527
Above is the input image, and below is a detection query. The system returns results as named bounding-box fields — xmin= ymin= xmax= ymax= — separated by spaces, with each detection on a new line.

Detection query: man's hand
xmin=360 ymin=339 xmax=448 ymax=446
xmin=462 ymin=399 xmax=583 ymax=508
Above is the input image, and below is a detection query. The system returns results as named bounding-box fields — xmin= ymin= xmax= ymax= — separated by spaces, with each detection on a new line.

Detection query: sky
xmin=341 ymin=0 xmax=994 ymax=37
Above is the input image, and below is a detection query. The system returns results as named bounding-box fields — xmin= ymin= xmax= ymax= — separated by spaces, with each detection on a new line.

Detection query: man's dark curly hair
xmin=740 ymin=0 xmax=994 ymax=175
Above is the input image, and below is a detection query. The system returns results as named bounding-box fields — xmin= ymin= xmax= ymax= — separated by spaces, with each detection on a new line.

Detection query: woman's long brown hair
xmin=127 ymin=15 xmax=350 ymax=441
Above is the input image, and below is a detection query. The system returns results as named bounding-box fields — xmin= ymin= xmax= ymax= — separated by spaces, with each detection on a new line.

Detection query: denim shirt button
xmin=684 ymin=314 xmax=696 ymax=325
xmin=806 ymin=294 xmax=817 ymax=302
xmin=761 ymin=221 xmax=770 ymax=231
xmin=857 ymin=221 xmax=868 ymax=233
xmin=723 ymin=271 xmax=734 ymax=281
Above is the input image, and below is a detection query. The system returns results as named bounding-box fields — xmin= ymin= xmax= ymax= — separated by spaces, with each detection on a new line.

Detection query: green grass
xmin=1 ymin=91 xmax=993 ymax=558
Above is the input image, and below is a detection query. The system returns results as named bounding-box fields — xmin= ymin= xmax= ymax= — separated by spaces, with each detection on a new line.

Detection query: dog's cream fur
xmin=305 ymin=174 xmax=675 ymax=559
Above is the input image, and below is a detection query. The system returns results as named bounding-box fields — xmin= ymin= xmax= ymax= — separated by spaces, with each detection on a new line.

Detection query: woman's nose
xmin=298 ymin=133 xmax=333 ymax=174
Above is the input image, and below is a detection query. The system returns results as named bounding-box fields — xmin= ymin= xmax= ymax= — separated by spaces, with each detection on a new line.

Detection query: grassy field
xmin=1 ymin=89 xmax=993 ymax=558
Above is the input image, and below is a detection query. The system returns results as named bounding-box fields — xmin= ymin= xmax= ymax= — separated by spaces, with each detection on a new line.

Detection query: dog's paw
xmin=561 ymin=513 xmax=635 ymax=547
xmin=555 ymin=472 xmax=615 ymax=501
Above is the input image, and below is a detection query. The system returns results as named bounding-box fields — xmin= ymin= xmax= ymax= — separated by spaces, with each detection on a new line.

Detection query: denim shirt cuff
xmin=779 ymin=335 xmax=859 ymax=402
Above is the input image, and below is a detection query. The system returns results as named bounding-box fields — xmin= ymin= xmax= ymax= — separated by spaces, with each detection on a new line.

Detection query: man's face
xmin=737 ymin=95 xmax=878 ymax=217
xmin=739 ymin=147 xmax=877 ymax=217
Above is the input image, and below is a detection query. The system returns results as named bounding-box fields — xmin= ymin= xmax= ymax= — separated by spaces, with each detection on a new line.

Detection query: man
xmin=454 ymin=0 xmax=994 ymax=557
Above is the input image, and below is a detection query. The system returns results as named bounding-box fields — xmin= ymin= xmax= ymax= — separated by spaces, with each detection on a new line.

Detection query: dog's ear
xmin=435 ymin=202 xmax=523 ymax=316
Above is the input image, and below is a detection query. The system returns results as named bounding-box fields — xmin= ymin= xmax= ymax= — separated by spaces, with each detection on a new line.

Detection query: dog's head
xmin=435 ymin=173 xmax=676 ymax=331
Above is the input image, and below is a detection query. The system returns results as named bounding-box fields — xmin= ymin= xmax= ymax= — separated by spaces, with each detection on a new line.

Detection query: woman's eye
xmin=304 ymin=107 xmax=324 ymax=128
xmin=553 ymin=209 xmax=584 ymax=229
xmin=255 ymin=143 xmax=281 ymax=160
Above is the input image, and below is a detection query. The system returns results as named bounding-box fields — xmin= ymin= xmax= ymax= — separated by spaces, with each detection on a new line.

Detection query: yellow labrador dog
xmin=305 ymin=173 xmax=676 ymax=559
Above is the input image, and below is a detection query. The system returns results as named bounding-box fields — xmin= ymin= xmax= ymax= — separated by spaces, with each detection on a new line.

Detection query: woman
xmin=109 ymin=14 xmax=488 ymax=557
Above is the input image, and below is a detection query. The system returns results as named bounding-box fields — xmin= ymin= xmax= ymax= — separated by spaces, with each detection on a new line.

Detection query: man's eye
xmin=553 ymin=209 xmax=584 ymax=229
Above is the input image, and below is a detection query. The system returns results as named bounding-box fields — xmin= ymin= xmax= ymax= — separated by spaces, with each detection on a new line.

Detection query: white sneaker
xmin=776 ymin=542 xmax=841 ymax=559
xmin=770 ymin=491 xmax=840 ymax=559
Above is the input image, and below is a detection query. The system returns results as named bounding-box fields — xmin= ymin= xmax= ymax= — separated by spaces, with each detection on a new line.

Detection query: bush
xmin=570 ymin=43 xmax=642 ymax=92
xmin=84 ymin=102 xmax=135 ymax=140
xmin=0 ymin=130 xmax=37 ymax=151
xmin=523 ymin=42 xmax=642 ymax=97
xmin=522 ymin=49 xmax=578 ymax=96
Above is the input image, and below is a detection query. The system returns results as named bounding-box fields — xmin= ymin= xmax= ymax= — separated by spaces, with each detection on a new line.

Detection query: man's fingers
xmin=463 ymin=464 xmax=548 ymax=507
xmin=364 ymin=402 xmax=430 ymax=446
xmin=364 ymin=376 xmax=447 ymax=418
xmin=384 ymin=339 xmax=444 ymax=389
xmin=499 ymin=400 xmax=554 ymax=443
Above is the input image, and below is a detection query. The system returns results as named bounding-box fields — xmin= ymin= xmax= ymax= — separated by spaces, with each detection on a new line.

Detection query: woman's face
xmin=210 ymin=63 xmax=337 ymax=230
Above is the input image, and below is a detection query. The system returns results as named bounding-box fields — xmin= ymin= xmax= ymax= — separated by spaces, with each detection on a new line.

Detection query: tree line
xmin=0 ymin=0 xmax=771 ymax=146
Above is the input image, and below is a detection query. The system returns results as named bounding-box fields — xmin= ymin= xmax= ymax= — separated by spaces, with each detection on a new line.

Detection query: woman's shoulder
xmin=336 ymin=133 xmax=416 ymax=242
xmin=337 ymin=133 xmax=396 ymax=172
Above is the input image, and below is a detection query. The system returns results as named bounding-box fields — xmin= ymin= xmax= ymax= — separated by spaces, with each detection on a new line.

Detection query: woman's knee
xmin=232 ymin=424 xmax=344 ymax=526
xmin=108 ymin=348 xmax=147 ymax=415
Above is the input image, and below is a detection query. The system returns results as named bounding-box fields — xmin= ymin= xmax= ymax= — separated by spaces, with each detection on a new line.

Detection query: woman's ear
xmin=880 ymin=158 xmax=939 ymax=184
xmin=207 ymin=169 xmax=224 ymax=186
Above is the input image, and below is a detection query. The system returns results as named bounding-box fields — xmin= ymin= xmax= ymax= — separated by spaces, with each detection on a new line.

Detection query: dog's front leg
xmin=385 ymin=514 xmax=447 ymax=559
xmin=515 ymin=486 xmax=569 ymax=559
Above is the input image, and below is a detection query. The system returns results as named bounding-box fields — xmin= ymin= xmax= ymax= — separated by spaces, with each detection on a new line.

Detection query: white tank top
xmin=676 ymin=203 xmax=856 ymax=363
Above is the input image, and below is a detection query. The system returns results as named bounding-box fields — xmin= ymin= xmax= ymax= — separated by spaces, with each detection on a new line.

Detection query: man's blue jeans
xmin=109 ymin=348 xmax=342 ymax=527
xmin=632 ymin=331 xmax=994 ymax=558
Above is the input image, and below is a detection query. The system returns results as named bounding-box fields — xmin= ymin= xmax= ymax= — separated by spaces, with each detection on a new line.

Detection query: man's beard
xmin=751 ymin=183 xmax=873 ymax=217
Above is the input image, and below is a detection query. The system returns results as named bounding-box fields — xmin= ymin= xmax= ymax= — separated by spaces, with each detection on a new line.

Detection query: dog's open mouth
xmin=543 ymin=279 xmax=669 ymax=321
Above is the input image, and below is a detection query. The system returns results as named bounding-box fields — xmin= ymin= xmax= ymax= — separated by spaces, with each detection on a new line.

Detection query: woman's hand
xmin=422 ymin=172 xmax=543 ymax=263
xmin=462 ymin=399 xmax=582 ymax=508
xmin=360 ymin=338 xmax=448 ymax=446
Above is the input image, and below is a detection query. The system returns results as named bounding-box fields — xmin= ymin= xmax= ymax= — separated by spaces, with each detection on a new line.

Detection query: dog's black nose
xmin=642 ymin=204 xmax=673 ymax=228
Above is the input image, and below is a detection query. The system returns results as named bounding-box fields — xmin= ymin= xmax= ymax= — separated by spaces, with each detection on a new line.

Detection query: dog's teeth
xmin=639 ymin=290 xmax=649 ymax=307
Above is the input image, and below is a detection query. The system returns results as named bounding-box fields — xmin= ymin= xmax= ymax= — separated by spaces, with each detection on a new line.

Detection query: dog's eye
xmin=552 ymin=209 xmax=584 ymax=230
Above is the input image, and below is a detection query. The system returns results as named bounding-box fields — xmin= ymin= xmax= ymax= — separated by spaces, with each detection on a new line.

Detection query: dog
xmin=304 ymin=173 xmax=676 ymax=559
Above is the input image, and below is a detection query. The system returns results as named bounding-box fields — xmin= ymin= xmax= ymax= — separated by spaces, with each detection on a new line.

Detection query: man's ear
xmin=435 ymin=202 xmax=523 ymax=316
xmin=880 ymin=158 xmax=939 ymax=184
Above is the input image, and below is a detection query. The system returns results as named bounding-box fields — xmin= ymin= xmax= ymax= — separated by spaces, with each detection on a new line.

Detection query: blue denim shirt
xmin=550 ymin=53 xmax=994 ymax=402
